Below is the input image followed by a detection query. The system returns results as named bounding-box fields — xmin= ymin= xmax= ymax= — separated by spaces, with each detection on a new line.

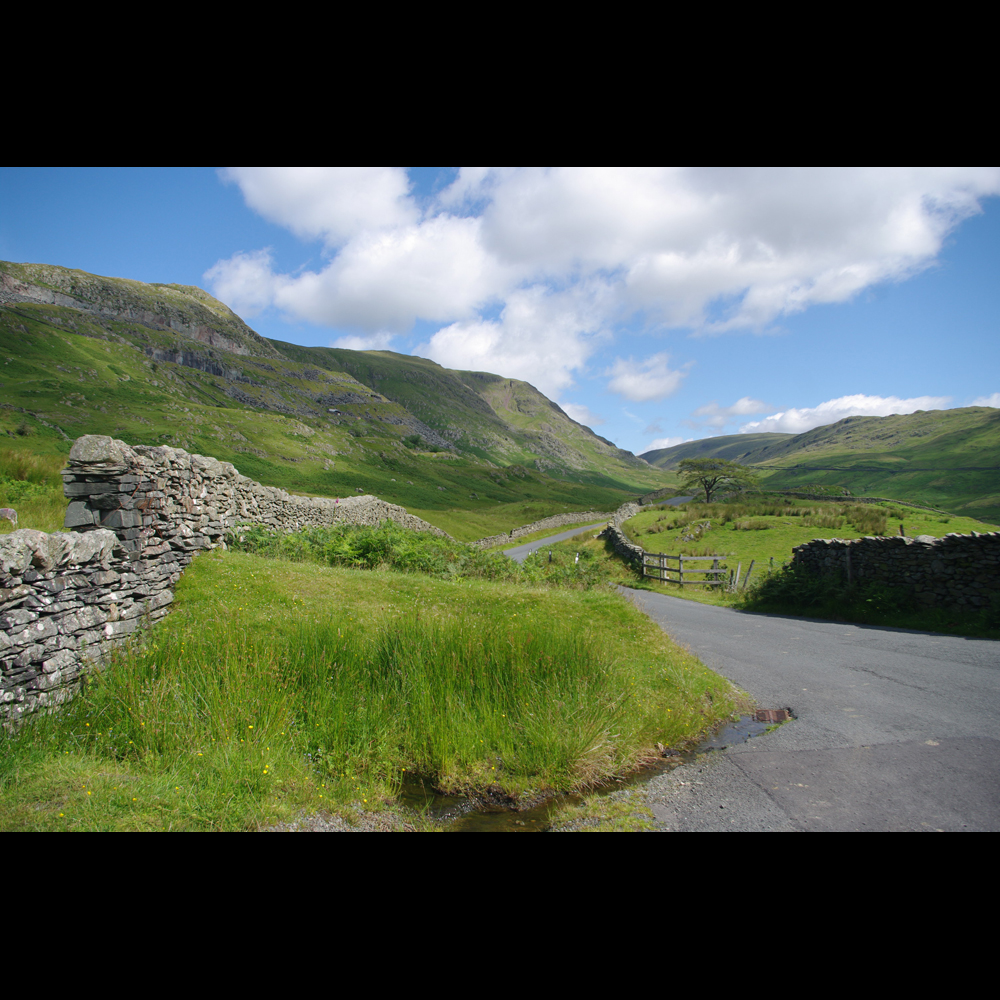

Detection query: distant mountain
xmin=642 ymin=410 xmax=1000 ymax=523
xmin=271 ymin=342 xmax=647 ymax=478
xmin=0 ymin=260 xmax=668 ymax=518
xmin=641 ymin=433 xmax=790 ymax=468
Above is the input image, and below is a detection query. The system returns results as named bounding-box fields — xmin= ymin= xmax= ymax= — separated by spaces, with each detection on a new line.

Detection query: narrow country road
xmin=502 ymin=496 xmax=695 ymax=564
xmin=621 ymin=588 xmax=1000 ymax=831
xmin=503 ymin=523 xmax=606 ymax=564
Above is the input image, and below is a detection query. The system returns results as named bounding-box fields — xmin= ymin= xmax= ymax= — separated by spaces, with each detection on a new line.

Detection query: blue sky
xmin=2 ymin=166 xmax=998 ymax=456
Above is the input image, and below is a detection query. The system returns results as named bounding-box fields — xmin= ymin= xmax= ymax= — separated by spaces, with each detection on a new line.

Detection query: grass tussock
xmin=0 ymin=549 xmax=739 ymax=830
xmin=0 ymin=447 xmax=68 ymax=533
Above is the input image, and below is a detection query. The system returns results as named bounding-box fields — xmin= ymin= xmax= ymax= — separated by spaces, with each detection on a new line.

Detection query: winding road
xmin=622 ymin=589 xmax=1000 ymax=831
xmin=499 ymin=506 xmax=999 ymax=829
xmin=503 ymin=523 xmax=607 ymax=564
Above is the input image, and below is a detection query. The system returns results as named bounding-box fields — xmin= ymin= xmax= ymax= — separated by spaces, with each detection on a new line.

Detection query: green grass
xmin=0 ymin=446 xmax=68 ymax=533
xmin=0 ymin=548 xmax=742 ymax=830
xmin=0 ymin=293 xmax=670 ymax=519
xmin=589 ymin=499 xmax=1000 ymax=637
xmin=622 ymin=499 xmax=997 ymax=593
xmin=640 ymin=408 xmax=1000 ymax=525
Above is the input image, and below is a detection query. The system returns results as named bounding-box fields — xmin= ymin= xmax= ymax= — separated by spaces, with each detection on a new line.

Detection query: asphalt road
xmin=621 ymin=588 xmax=1000 ymax=831
xmin=503 ymin=523 xmax=607 ymax=564
xmin=502 ymin=497 xmax=695 ymax=565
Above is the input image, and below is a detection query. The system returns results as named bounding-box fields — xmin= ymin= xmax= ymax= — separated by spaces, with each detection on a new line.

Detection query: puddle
xmin=696 ymin=715 xmax=773 ymax=751
xmin=398 ymin=713 xmax=787 ymax=831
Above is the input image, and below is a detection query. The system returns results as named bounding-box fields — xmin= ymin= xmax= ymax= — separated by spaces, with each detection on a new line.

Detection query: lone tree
xmin=677 ymin=458 xmax=760 ymax=504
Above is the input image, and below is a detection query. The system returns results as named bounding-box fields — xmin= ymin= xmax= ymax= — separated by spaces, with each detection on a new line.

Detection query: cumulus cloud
xmin=739 ymin=394 xmax=952 ymax=435
xmin=203 ymin=249 xmax=284 ymax=318
xmin=206 ymin=167 xmax=1000 ymax=388
xmin=972 ymin=393 xmax=1000 ymax=408
xmin=417 ymin=285 xmax=608 ymax=398
xmin=606 ymin=353 xmax=688 ymax=402
xmin=330 ymin=332 xmax=395 ymax=351
xmin=560 ymin=402 xmax=605 ymax=426
xmin=219 ymin=167 xmax=417 ymax=245
xmin=690 ymin=397 xmax=775 ymax=428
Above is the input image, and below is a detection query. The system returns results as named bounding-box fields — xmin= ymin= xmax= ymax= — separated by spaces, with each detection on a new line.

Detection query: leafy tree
xmin=677 ymin=458 xmax=759 ymax=504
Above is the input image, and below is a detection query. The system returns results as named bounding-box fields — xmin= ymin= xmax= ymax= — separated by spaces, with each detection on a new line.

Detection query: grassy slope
xmin=0 ymin=548 xmax=742 ymax=830
xmin=611 ymin=500 xmax=1000 ymax=636
xmin=641 ymin=433 xmax=790 ymax=467
xmin=0 ymin=313 xmax=663 ymax=535
xmin=269 ymin=341 xmax=662 ymax=489
xmin=1 ymin=259 xmax=283 ymax=359
xmin=638 ymin=409 xmax=1000 ymax=523
xmin=0 ymin=259 xmax=674 ymax=536
xmin=753 ymin=408 xmax=1000 ymax=522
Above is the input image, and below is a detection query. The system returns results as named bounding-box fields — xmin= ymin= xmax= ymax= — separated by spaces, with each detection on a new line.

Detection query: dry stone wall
xmin=1 ymin=528 xmax=176 ymax=721
xmin=598 ymin=502 xmax=644 ymax=566
xmin=1 ymin=434 xmax=446 ymax=721
xmin=791 ymin=532 xmax=1000 ymax=609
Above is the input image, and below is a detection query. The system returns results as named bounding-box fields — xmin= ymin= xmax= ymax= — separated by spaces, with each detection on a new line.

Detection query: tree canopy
xmin=676 ymin=458 xmax=760 ymax=504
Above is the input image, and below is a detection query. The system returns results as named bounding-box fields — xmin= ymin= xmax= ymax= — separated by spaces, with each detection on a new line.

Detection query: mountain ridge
xmin=0 ymin=259 xmax=667 ymax=530
xmin=640 ymin=409 xmax=1000 ymax=522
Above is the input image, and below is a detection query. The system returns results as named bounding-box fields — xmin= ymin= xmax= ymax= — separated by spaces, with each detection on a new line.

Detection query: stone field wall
xmin=599 ymin=502 xmax=644 ymax=567
xmin=791 ymin=532 xmax=1000 ymax=609
xmin=0 ymin=434 xmax=446 ymax=721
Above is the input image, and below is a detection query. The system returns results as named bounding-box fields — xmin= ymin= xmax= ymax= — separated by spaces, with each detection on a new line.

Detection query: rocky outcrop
xmin=0 ymin=263 xmax=282 ymax=358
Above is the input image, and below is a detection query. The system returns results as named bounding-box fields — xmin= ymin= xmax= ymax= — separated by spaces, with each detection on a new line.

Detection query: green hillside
xmin=641 ymin=433 xmax=790 ymax=468
xmin=0 ymin=260 xmax=670 ymax=535
xmin=641 ymin=409 xmax=1000 ymax=524
xmin=269 ymin=341 xmax=650 ymax=485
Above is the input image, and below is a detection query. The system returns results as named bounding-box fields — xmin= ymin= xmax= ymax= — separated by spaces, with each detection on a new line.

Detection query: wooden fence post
xmin=742 ymin=559 xmax=755 ymax=590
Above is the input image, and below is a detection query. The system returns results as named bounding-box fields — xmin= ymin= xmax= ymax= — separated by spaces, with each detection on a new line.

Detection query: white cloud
xmin=560 ymin=402 xmax=605 ymax=426
xmin=330 ymin=332 xmax=395 ymax=351
xmin=207 ymin=167 xmax=1000 ymax=387
xmin=606 ymin=353 xmax=688 ymax=402
xmin=220 ymin=167 xmax=417 ymax=245
xmin=691 ymin=396 xmax=775 ymax=428
xmin=417 ymin=285 xmax=607 ymax=399
xmin=645 ymin=436 xmax=688 ymax=451
xmin=972 ymin=393 xmax=1000 ymax=408
xmin=739 ymin=393 xmax=952 ymax=435
xmin=203 ymin=249 xmax=283 ymax=318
